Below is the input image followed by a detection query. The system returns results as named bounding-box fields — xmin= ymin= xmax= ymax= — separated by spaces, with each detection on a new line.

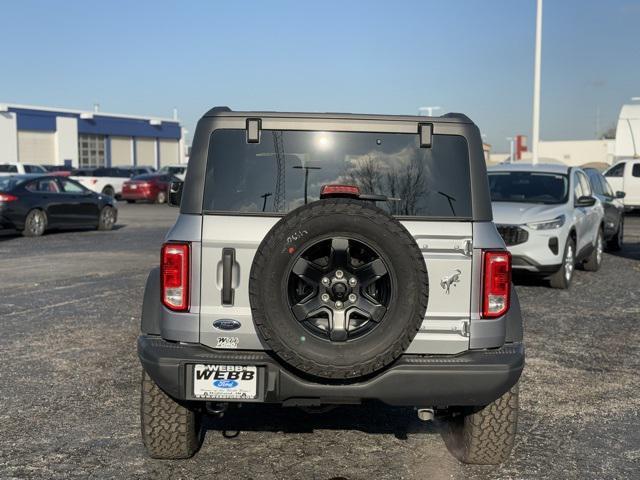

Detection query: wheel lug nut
xmin=321 ymin=277 xmax=330 ymax=286
xmin=348 ymin=293 xmax=357 ymax=303
xmin=335 ymin=301 xmax=343 ymax=309
xmin=321 ymin=293 xmax=330 ymax=302
xmin=335 ymin=270 xmax=344 ymax=279
xmin=349 ymin=277 xmax=357 ymax=286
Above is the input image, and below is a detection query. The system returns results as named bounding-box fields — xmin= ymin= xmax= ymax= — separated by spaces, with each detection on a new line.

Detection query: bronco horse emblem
xmin=440 ymin=269 xmax=462 ymax=294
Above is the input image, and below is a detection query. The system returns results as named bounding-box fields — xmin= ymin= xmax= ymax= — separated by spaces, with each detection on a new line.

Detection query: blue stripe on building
xmin=8 ymin=107 xmax=181 ymax=140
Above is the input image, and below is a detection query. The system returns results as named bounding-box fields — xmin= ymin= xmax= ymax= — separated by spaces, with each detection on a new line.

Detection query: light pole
xmin=419 ymin=106 xmax=441 ymax=117
xmin=531 ymin=0 xmax=543 ymax=165
xmin=507 ymin=137 xmax=515 ymax=163
xmin=293 ymin=165 xmax=321 ymax=204
xmin=260 ymin=192 xmax=272 ymax=212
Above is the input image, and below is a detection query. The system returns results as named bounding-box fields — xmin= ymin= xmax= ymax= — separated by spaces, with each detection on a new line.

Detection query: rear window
xmin=24 ymin=165 xmax=46 ymax=173
xmin=132 ymin=174 xmax=171 ymax=181
xmin=71 ymin=169 xmax=94 ymax=176
xmin=0 ymin=177 xmax=23 ymax=190
xmin=0 ymin=165 xmax=18 ymax=173
xmin=489 ymin=171 xmax=569 ymax=204
xmin=94 ymin=168 xmax=131 ymax=178
xmin=202 ymin=129 xmax=472 ymax=218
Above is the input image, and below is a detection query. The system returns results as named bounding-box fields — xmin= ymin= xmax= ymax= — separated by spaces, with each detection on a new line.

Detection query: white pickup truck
xmin=70 ymin=167 xmax=150 ymax=198
xmin=0 ymin=163 xmax=48 ymax=176
xmin=604 ymin=159 xmax=640 ymax=211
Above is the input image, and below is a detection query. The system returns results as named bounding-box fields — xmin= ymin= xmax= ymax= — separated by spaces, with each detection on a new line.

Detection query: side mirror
xmin=576 ymin=195 xmax=596 ymax=207
xmin=168 ymin=181 xmax=183 ymax=207
xmin=615 ymin=191 xmax=626 ymax=199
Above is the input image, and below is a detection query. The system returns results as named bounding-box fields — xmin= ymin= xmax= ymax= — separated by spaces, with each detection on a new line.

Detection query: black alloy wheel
xmin=286 ymin=236 xmax=393 ymax=342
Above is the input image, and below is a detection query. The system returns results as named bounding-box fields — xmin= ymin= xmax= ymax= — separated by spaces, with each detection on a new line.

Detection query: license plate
xmin=130 ymin=185 xmax=137 ymax=189
xmin=193 ymin=364 xmax=258 ymax=400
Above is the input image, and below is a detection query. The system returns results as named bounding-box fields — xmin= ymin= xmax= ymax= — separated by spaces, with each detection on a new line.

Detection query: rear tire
xmin=549 ymin=238 xmax=575 ymax=289
xmin=606 ymin=217 xmax=623 ymax=251
xmin=582 ymin=229 xmax=603 ymax=272
xmin=156 ymin=191 xmax=167 ymax=204
xmin=102 ymin=186 xmax=115 ymax=198
xmin=140 ymin=370 xmax=203 ymax=459
xmin=97 ymin=206 xmax=116 ymax=231
xmin=22 ymin=209 xmax=47 ymax=237
xmin=441 ymin=384 xmax=519 ymax=465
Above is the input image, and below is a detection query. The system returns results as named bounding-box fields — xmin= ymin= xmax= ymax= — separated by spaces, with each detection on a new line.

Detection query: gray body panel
xmin=150 ymin=110 xmax=521 ymax=355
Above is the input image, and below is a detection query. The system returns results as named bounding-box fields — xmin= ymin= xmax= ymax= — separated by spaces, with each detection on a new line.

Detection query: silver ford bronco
xmin=138 ymin=107 xmax=524 ymax=465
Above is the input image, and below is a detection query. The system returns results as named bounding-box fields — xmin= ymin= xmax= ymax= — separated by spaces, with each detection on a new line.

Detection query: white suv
xmin=489 ymin=163 xmax=605 ymax=289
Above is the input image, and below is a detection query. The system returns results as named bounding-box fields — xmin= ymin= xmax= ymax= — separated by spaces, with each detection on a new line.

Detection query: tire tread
xmin=140 ymin=370 xmax=202 ymax=459
xmin=442 ymin=384 xmax=519 ymax=465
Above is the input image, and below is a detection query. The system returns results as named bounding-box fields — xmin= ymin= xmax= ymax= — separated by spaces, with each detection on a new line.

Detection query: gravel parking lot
xmin=1 ymin=203 xmax=638 ymax=480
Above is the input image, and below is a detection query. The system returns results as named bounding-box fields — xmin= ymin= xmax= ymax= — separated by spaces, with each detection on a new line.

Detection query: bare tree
xmin=348 ymin=151 xmax=428 ymax=216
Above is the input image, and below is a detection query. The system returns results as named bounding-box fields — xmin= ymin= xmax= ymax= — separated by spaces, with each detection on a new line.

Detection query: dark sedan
xmin=0 ymin=175 xmax=117 ymax=237
xmin=585 ymin=167 xmax=625 ymax=250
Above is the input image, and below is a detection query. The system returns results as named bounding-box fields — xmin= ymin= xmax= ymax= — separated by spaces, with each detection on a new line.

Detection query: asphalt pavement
xmin=1 ymin=203 xmax=638 ymax=479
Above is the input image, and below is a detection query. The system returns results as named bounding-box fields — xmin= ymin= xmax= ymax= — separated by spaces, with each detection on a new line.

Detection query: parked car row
xmin=1 ymin=163 xmax=188 ymax=198
xmin=490 ymin=163 xmax=624 ymax=289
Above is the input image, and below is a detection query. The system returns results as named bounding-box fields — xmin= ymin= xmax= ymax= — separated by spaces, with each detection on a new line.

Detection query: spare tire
xmin=249 ymin=198 xmax=429 ymax=380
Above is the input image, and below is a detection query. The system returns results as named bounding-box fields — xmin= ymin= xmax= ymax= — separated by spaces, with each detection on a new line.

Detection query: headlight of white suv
xmin=526 ymin=215 xmax=565 ymax=230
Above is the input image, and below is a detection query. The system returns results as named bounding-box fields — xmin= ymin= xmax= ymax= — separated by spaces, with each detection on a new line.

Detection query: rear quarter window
xmin=202 ymin=129 xmax=472 ymax=218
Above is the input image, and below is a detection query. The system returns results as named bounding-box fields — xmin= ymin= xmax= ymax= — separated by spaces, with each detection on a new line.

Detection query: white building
xmin=536 ymin=139 xmax=615 ymax=167
xmin=0 ymin=103 xmax=186 ymax=168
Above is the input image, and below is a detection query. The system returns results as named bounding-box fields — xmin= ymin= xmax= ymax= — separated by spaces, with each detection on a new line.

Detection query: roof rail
xmin=441 ymin=112 xmax=471 ymax=122
xmin=205 ymin=106 xmax=232 ymax=115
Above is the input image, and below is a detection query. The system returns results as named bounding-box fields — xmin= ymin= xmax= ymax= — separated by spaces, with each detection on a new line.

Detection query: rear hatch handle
xmin=221 ymin=248 xmax=235 ymax=305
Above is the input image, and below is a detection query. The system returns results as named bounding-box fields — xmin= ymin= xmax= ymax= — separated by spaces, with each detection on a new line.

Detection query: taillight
xmin=0 ymin=193 xmax=18 ymax=202
xmin=481 ymin=250 xmax=511 ymax=318
xmin=161 ymin=242 xmax=190 ymax=311
xmin=319 ymin=184 xmax=360 ymax=198
xmin=89 ymin=179 xmax=98 ymax=185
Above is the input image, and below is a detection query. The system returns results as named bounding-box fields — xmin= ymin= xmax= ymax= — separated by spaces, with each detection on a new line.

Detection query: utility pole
xmin=293 ymin=165 xmax=321 ymax=204
xmin=531 ymin=0 xmax=543 ymax=165
xmin=272 ymin=131 xmax=286 ymax=211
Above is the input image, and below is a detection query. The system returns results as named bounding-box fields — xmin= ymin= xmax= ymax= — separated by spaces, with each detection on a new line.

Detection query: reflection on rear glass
xmin=203 ymin=129 xmax=472 ymax=218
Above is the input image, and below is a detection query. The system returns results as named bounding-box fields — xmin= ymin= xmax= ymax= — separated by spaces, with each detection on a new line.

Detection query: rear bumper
xmin=121 ymin=189 xmax=155 ymax=200
xmin=512 ymin=255 xmax=562 ymax=275
xmin=138 ymin=335 xmax=524 ymax=407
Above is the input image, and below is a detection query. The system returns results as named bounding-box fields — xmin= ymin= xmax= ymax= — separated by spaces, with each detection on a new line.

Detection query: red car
xmin=121 ymin=174 xmax=175 ymax=204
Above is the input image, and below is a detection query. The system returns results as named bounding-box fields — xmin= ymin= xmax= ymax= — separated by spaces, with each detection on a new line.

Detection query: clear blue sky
xmin=1 ymin=0 xmax=638 ymax=152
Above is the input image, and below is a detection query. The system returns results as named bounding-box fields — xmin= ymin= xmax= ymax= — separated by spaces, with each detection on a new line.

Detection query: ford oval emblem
xmin=213 ymin=380 xmax=238 ymax=388
xmin=213 ymin=319 xmax=241 ymax=331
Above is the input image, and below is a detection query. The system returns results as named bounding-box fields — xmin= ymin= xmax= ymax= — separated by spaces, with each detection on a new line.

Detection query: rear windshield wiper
xmin=359 ymin=193 xmax=401 ymax=202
